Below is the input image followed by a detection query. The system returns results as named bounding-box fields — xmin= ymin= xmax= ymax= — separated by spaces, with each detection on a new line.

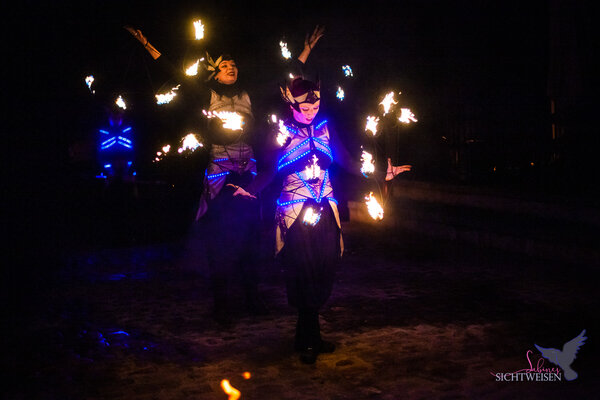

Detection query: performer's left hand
xmin=385 ymin=158 xmax=412 ymax=181
xmin=304 ymin=25 xmax=325 ymax=50
xmin=227 ymin=184 xmax=256 ymax=199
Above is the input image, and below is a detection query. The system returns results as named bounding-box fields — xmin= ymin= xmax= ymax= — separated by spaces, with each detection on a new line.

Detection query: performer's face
xmin=215 ymin=60 xmax=238 ymax=84
xmin=292 ymin=100 xmax=320 ymax=124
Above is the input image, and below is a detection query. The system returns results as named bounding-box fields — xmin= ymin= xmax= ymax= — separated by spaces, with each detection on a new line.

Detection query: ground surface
xmin=6 ymin=218 xmax=599 ymax=399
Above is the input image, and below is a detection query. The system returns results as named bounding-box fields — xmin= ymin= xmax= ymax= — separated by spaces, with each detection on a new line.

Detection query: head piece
xmin=205 ymin=52 xmax=234 ymax=81
xmin=280 ymin=77 xmax=320 ymax=111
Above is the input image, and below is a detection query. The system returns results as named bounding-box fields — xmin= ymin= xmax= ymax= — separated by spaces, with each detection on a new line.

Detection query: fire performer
xmin=126 ymin=26 xmax=266 ymax=325
xmin=233 ymin=26 xmax=409 ymax=363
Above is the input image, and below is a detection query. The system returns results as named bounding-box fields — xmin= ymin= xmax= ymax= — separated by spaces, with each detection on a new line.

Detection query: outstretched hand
xmin=124 ymin=26 xmax=147 ymax=44
xmin=385 ymin=158 xmax=412 ymax=181
xmin=304 ymin=25 xmax=325 ymax=50
xmin=227 ymin=184 xmax=257 ymax=199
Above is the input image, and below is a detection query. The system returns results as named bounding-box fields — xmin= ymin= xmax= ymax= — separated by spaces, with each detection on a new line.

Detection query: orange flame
xmin=242 ymin=372 xmax=251 ymax=379
xmin=220 ymin=379 xmax=240 ymax=400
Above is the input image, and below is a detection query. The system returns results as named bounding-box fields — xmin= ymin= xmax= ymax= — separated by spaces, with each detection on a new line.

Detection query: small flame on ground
xmin=186 ymin=59 xmax=200 ymax=76
xmin=203 ymin=110 xmax=244 ymax=131
xmin=360 ymin=150 xmax=375 ymax=176
xmin=115 ymin=95 xmax=127 ymax=110
xmin=365 ymin=192 xmax=384 ymax=220
xmin=193 ymin=19 xmax=204 ymax=40
xmin=365 ymin=116 xmax=380 ymax=136
xmin=220 ymin=379 xmax=240 ymax=400
xmin=155 ymin=85 xmax=181 ymax=105
xmin=336 ymin=86 xmax=345 ymax=101
xmin=380 ymin=91 xmax=398 ymax=115
xmin=280 ymin=41 xmax=292 ymax=59
xmin=398 ymin=108 xmax=418 ymax=124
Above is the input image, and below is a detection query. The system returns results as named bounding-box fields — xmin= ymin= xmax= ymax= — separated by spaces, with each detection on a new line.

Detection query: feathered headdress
xmin=280 ymin=77 xmax=320 ymax=110
xmin=205 ymin=52 xmax=234 ymax=81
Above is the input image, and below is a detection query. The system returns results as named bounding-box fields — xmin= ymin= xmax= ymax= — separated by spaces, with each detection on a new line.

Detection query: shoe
xmin=299 ymin=346 xmax=319 ymax=364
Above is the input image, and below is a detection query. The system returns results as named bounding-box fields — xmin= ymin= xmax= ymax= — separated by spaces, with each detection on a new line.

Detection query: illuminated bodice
xmin=98 ymin=125 xmax=133 ymax=153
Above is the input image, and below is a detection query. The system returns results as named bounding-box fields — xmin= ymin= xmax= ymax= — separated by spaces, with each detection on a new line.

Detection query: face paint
xmin=291 ymin=100 xmax=320 ymax=124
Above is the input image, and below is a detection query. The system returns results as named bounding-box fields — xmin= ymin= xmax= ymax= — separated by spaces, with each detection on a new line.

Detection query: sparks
xmin=342 ymin=65 xmax=353 ymax=77
xmin=185 ymin=59 xmax=200 ymax=76
xmin=365 ymin=192 xmax=384 ymax=220
xmin=303 ymin=206 xmax=322 ymax=226
xmin=271 ymin=114 xmax=278 ymax=123
xmin=280 ymin=41 xmax=292 ymax=59
xmin=85 ymin=75 xmax=95 ymax=93
xmin=303 ymin=154 xmax=321 ymax=180
xmin=193 ymin=19 xmax=204 ymax=40
xmin=203 ymin=110 xmax=244 ymax=131
xmin=155 ymin=84 xmax=181 ymax=105
xmin=398 ymin=108 xmax=418 ymax=124
xmin=336 ymin=86 xmax=345 ymax=101
xmin=365 ymin=116 xmax=380 ymax=136
xmin=380 ymin=91 xmax=398 ymax=115
xmin=115 ymin=95 xmax=127 ymax=110
xmin=220 ymin=380 xmax=240 ymax=400
xmin=178 ymin=133 xmax=203 ymax=153
xmin=162 ymin=144 xmax=171 ymax=153
xmin=360 ymin=150 xmax=375 ymax=177
xmin=276 ymin=120 xmax=291 ymax=146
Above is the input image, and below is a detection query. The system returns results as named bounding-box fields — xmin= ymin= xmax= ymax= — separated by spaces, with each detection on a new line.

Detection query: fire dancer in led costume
xmin=126 ymin=26 xmax=266 ymax=325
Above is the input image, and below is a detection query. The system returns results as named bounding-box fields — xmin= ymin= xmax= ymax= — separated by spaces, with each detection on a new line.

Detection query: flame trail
xmin=380 ymin=91 xmax=398 ymax=115
xmin=360 ymin=150 xmax=375 ymax=176
xmin=203 ymin=110 xmax=244 ymax=131
xmin=155 ymin=84 xmax=181 ymax=105
xmin=303 ymin=207 xmax=322 ymax=226
xmin=365 ymin=192 xmax=384 ymax=220
xmin=280 ymin=41 xmax=292 ymax=59
xmin=220 ymin=380 xmax=241 ymax=400
xmin=336 ymin=86 xmax=345 ymax=101
xmin=365 ymin=116 xmax=380 ymax=136
xmin=85 ymin=75 xmax=95 ymax=93
xmin=193 ymin=19 xmax=204 ymax=40
xmin=185 ymin=59 xmax=200 ymax=76
xmin=178 ymin=133 xmax=203 ymax=153
xmin=342 ymin=65 xmax=353 ymax=77
xmin=276 ymin=120 xmax=291 ymax=146
xmin=398 ymin=108 xmax=418 ymax=124
xmin=115 ymin=95 xmax=127 ymax=110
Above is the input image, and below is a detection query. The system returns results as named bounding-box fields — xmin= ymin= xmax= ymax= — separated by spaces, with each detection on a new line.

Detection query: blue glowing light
xmin=110 ymin=330 xmax=130 ymax=336
xmin=127 ymin=161 xmax=133 ymax=166
xmin=207 ymin=171 xmax=230 ymax=179
xmin=296 ymin=172 xmax=318 ymax=200
xmin=104 ymin=164 xmax=112 ymax=169
xmin=278 ymin=150 xmax=312 ymax=171
xmin=277 ymin=198 xmax=308 ymax=207
xmin=315 ymin=120 xmax=328 ymax=130
xmin=212 ymin=158 xmax=229 ymax=163
xmin=99 ymin=129 xmax=110 ymax=135
xmin=318 ymin=170 xmax=330 ymax=202
xmin=122 ymin=127 xmax=132 ymax=133
xmin=95 ymin=173 xmax=107 ymax=179
xmin=133 ymin=171 xmax=137 ymax=176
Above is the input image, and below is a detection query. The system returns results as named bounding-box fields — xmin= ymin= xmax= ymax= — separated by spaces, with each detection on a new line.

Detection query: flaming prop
xmin=360 ymin=150 xmax=375 ymax=177
xmin=379 ymin=91 xmax=398 ymax=115
xmin=365 ymin=192 xmax=384 ymax=220
xmin=342 ymin=65 xmax=353 ymax=77
xmin=115 ymin=95 xmax=127 ymax=110
xmin=203 ymin=110 xmax=244 ymax=131
xmin=220 ymin=380 xmax=241 ymax=400
xmin=398 ymin=108 xmax=418 ymax=124
xmin=276 ymin=120 xmax=291 ymax=146
xmin=336 ymin=86 xmax=345 ymax=101
xmin=185 ymin=59 xmax=200 ymax=76
xmin=85 ymin=75 xmax=95 ymax=93
xmin=193 ymin=19 xmax=204 ymax=40
xmin=178 ymin=133 xmax=203 ymax=153
xmin=365 ymin=116 xmax=380 ymax=136
xmin=155 ymin=84 xmax=181 ymax=105
xmin=304 ymin=154 xmax=321 ymax=180
xmin=279 ymin=41 xmax=292 ymax=59
xmin=303 ymin=206 xmax=322 ymax=226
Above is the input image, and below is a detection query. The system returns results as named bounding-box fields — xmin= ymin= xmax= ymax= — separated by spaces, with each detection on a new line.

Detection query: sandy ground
xmin=6 ymin=220 xmax=599 ymax=399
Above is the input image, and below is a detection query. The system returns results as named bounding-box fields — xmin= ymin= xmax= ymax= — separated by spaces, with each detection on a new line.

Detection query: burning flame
xmin=380 ymin=91 xmax=398 ymax=115
xmin=162 ymin=144 xmax=171 ymax=153
xmin=280 ymin=41 xmax=292 ymax=59
xmin=155 ymin=84 xmax=181 ymax=105
xmin=365 ymin=116 xmax=380 ymax=136
xmin=185 ymin=59 xmax=200 ymax=76
xmin=178 ymin=133 xmax=203 ymax=153
xmin=203 ymin=110 xmax=244 ymax=131
xmin=303 ymin=206 xmax=322 ymax=226
xmin=336 ymin=86 xmax=345 ymax=101
xmin=242 ymin=372 xmax=251 ymax=380
xmin=304 ymin=154 xmax=321 ymax=180
xmin=365 ymin=192 xmax=384 ymax=220
xmin=193 ymin=19 xmax=204 ymax=40
xmin=398 ymin=108 xmax=418 ymax=124
xmin=85 ymin=75 xmax=95 ymax=93
xmin=220 ymin=380 xmax=240 ymax=400
xmin=360 ymin=150 xmax=375 ymax=176
xmin=115 ymin=95 xmax=127 ymax=110
xmin=342 ymin=65 xmax=353 ymax=77
xmin=276 ymin=120 xmax=291 ymax=146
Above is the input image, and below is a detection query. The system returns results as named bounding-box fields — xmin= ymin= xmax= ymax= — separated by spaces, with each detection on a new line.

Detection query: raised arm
xmin=124 ymin=26 xmax=162 ymax=60
xmin=297 ymin=25 xmax=325 ymax=65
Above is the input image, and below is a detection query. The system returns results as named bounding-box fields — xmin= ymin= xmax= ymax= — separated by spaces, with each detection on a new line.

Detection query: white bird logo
xmin=534 ymin=329 xmax=587 ymax=381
